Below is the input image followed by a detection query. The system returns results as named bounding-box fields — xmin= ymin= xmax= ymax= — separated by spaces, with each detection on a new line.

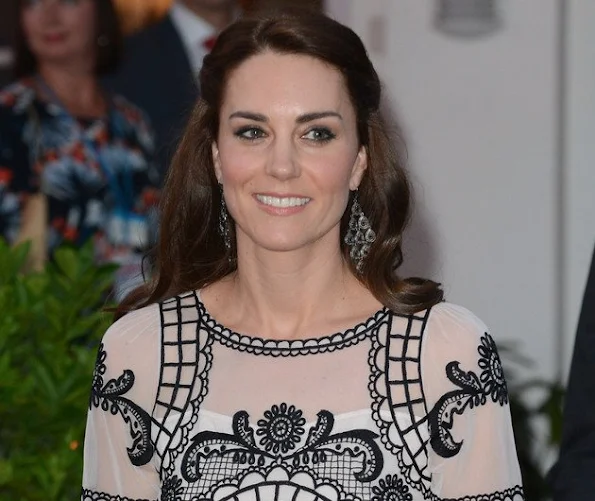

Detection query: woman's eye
xmin=303 ymin=127 xmax=336 ymax=142
xmin=234 ymin=127 xmax=266 ymax=141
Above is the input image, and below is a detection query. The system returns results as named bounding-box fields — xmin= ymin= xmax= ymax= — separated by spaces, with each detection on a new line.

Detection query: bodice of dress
xmin=0 ymin=78 xmax=159 ymax=297
xmin=82 ymin=291 xmax=525 ymax=501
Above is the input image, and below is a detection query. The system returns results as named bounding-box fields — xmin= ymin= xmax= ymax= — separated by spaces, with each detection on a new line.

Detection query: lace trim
xmin=430 ymin=484 xmax=525 ymax=501
xmin=198 ymin=299 xmax=389 ymax=356
xmin=80 ymin=490 xmax=155 ymax=501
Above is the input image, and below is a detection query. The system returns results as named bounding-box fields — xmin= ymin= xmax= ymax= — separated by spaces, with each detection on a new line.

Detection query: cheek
xmin=217 ymin=143 xmax=260 ymax=184
xmin=21 ymin=12 xmax=40 ymax=43
xmin=67 ymin=5 xmax=96 ymax=42
xmin=311 ymin=150 xmax=359 ymax=190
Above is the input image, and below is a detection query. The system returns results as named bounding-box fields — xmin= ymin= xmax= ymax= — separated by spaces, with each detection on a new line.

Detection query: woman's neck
xmin=37 ymin=64 xmax=106 ymax=118
xmin=203 ymin=242 xmax=382 ymax=340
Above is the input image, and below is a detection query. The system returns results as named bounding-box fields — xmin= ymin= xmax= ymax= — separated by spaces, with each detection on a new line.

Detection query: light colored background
xmin=326 ymin=0 xmax=595 ymax=385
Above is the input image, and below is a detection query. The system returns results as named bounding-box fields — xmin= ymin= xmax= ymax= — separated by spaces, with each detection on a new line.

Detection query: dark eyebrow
xmin=228 ymin=111 xmax=343 ymax=123
xmin=229 ymin=111 xmax=267 ymax=122
xmin=296 ymin=111 xmax=343 ymax=123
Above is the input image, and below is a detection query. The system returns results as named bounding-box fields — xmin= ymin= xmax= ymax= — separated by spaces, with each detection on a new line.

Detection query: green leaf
xmin=0 ymin=240 xmax=116 ymax=500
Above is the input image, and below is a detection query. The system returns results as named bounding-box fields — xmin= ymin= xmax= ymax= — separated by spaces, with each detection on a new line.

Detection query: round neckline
xmin=196 ymin=292 xmax=389 ymax=357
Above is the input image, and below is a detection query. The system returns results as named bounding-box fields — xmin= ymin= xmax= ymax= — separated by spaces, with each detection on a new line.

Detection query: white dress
xmin=81 ymin=291 xmax=525 ymax=501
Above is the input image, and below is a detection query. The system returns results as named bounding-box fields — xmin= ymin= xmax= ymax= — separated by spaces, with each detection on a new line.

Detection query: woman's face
xmin=21 ymin=0 xmax=97 ymax=68
xmin=213 ymin=51 xmax=367 ymax=258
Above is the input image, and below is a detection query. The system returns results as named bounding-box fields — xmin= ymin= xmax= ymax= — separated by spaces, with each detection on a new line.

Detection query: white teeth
xmin=256 ymin=195 xmax=310 ymax=208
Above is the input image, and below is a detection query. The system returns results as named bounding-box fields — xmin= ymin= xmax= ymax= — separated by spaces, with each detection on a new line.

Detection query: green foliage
xmin=0 ymin=240 xmax=116 ymax=501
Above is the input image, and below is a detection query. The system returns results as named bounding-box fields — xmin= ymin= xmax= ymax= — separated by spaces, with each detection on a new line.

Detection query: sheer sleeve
xmin=81 ymin=304 xmax=161 ymax=501
xmin=421 ymin=303 xmax=525 ymax=500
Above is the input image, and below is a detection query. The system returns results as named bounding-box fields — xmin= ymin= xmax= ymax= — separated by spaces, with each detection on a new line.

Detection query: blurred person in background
xmin=104 ymin=0 xmax=240 ymax=178
xmin=548 ymin=244 xmax=595 ymax=499
xmin=0 ymin=0 xmax=159 ymax=299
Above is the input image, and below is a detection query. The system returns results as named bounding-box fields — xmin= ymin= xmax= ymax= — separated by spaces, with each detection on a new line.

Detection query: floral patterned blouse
xmin=82 ymin=293 xmax=525 ymax=501
xmin=0 ymin=78 xmax=159 ymax=297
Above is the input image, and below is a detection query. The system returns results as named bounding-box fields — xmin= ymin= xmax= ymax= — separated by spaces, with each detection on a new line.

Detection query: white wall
xmin=325 ymin=0 xmax=595 ymax=382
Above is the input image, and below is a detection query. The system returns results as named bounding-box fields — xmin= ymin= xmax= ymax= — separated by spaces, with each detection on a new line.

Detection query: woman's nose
xmin=264 ymin=137 xmax=300 ymax=181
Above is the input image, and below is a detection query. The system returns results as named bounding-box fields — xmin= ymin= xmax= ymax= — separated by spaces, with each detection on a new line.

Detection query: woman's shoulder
xmin=0 ymin=78 xmax=36 ymax=114
xmin=109 ymin=92 xmax=151 ymax=127
xmin=101 ymin=302 xmax=161 ymax=353
xmin=421 ymin=301 xmax=492 ymax=356
xmin=426 ymin=301 xmax=488 ymax=333
xmin=96 ymin=303 xmax=163 ymax=408
xmin=107 ymin=92 xmax=154 ymax=151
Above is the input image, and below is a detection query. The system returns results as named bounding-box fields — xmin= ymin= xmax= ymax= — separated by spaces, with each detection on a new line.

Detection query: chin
xmin=246 ymin=232 xmax=328 ymax=255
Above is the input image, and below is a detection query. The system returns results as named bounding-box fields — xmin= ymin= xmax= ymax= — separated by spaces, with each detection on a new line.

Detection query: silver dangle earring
xmin=218 ymin=189 xmax=232 ymax=252
xmin=344 ymin=192 xmax=376 ymax=272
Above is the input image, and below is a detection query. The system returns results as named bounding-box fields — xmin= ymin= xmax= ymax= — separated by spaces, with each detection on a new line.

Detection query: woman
xmin=82 ymin=9 xmax=524 ymax=501
xmin=0 ymin=0 xmax=159 ymax=297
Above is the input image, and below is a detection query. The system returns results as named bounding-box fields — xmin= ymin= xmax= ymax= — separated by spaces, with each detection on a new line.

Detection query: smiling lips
xmin=255 ymin=194 xmax=311 ymax=210
xmin=43 ymin=33 xmax=67 ymax=43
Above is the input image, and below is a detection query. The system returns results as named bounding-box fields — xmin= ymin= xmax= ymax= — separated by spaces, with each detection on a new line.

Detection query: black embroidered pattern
xmin=368 ymin=309 xmax=434 ymax=496
xmin=90 ymin=344 xmax=154 ymax=466
xmin=80 ymin=489 xmax=154 ymax=501
xmin=372 ymin=474 xmax=413 ymax=501
xmin=429 ymin=484 xmax=525 ymax=501
xmin=428 ymin=333 xmax=509 ymax=458
xmin=256 ymin=403 xmax=306 ymax=453
xmin=181 ymin=403 xmax=383 ymax=490
xmin=152 ymin=292 xmax=214 ymax=477
xmin=477 ymin=334 xmax=508 ymax=405
xmin=82 ymin=298 xmax=525 ymax=501
xmin=200 ymin=299 xmax=389 ymax=357
xmin=208 ymin=464 xmax=350 ymax=501
xmin=161 ymin=475 xmax=184 ymax=501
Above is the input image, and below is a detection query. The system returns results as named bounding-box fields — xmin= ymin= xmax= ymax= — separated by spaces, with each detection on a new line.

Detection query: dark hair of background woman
xmin=119 ymin=8 xmax=443 ymax=317
xmin=13 ymin=0 xmax=123 ymax=79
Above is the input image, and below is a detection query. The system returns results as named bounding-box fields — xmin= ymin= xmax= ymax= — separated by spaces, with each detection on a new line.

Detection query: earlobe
xmin=212 ymin=143 xmax=222 ymax=183
xmin=349 ymin=146 xmax=368 ymax=191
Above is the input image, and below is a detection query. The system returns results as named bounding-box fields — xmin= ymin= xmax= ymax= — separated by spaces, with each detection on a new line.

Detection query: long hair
xmin=13 ymin=0 xmax=123 ymax=78
xmin=119 ymin=9 xmax=443 ymax=317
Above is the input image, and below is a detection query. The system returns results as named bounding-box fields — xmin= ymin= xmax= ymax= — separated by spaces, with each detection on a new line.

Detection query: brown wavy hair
xmin=118 ymin=8 xmax=443 ymax=317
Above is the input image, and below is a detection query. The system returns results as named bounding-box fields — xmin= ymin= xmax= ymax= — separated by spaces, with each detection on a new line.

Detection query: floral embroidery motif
xmin=160 ymin=475 xmax=184 ymax=501
xmin=428 ymin=333 xmax=509 ymax=458
xmin=256 ymin=403 xmax=306 ymax=453
xmin=372 ymin=474 xmax=413 ymax=501
xmin=478 ymin=334 xmax=508 ymax=405
xmin=82 ymin=301 xmax=526 ymax=501
xmin=90 ymin=344 xmax=154 ymax=466
xmin=181 ymin=403 xmax=383 ymax=486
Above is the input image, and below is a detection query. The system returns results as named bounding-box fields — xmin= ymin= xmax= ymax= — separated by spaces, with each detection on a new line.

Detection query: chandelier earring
xmin=344 ymin=192 xmax=376 ymax=272
xmin=218 ymin=188 xmax=232 ymax=252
